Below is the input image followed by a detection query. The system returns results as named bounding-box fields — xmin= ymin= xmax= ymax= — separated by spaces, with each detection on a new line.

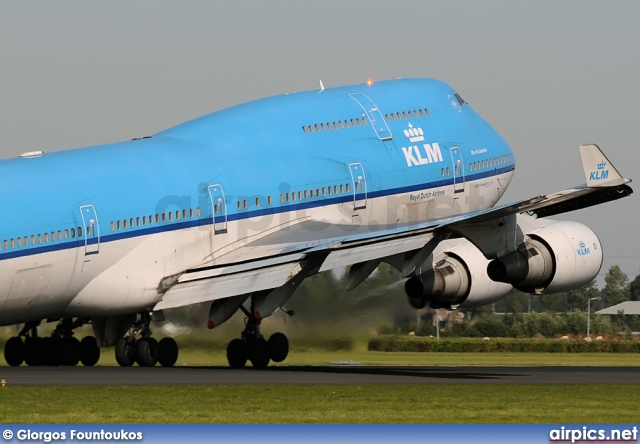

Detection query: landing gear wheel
xmin=136 ymin=337 xmax=158 ymax=367
xmin=268 ymin=332 xmax=289 ymax=363
xmin=115 ymin=337 xmax=137 ymax=367
xmin=157 ymin=337 xmax=178 ymax=367
xmin=79 ymin=336 xmax=100 ymax=366
xmin=4 ymin=337 xmax=24 ymax=366
xmin=60 ymin=337 xmax=81 ymax=366
xmin=24 ymin=337 xmax=44 ymax=366
xmin=226 ymin=338 xmax=247 ymax=369
xmin=42 ymin=337 xmax=61 ymax=366
xmin=248 ymin=338 xmax=270 ymax=369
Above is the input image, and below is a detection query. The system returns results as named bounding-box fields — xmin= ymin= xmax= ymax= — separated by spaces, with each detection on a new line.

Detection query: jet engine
xmin=404 ymin=239 xmax=512 ymax=309
xmin=486 ymin=221 xmax=602 ymax=294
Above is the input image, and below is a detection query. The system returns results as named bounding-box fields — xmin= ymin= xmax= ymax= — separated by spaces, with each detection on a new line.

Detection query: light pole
xmin=587 ymin=297 xmax=599 ymax=339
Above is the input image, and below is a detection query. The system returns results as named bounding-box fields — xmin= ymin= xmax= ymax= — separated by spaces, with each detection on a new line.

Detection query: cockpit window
xmin=454 ymin=93 xmax=466 ymax=107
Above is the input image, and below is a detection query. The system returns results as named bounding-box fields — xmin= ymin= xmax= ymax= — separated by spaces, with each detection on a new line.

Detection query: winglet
xmin=579 ymin=144 xmax=630 ymax=187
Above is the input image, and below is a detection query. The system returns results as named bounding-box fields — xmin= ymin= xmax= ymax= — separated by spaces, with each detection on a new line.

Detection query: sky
xmin=0 ymin=1 xmax=638 ymax=285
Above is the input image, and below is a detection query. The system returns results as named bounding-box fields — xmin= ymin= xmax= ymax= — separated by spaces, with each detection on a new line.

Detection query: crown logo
xmin=597 ymin=161 xmax=606 ymax=170
xmin=404 ymin=123 xmax=424 ymax=143
xmin=579 ymin=241 xmax=585 ymax=248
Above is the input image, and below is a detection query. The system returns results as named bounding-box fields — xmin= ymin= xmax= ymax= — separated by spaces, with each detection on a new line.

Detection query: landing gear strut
xmin=114 ymin=312 xmax=179 ymax=367
xmin=225 ymin=302 xmax=289 ymax=369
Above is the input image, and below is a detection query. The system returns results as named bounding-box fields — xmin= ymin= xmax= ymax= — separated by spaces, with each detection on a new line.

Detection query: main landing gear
xmin=114 ymin=313 xmax=179 ymax=367
xmin=225 ymin=306 xmax=289 ymax=369
xmin=3 ymin=319 xmax=100 ymax=367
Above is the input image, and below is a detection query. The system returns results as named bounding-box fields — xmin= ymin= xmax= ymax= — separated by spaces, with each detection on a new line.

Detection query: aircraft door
xmin=208 ymin=184 xmax=228 ymax=233
xmin=349 ymin=162 xmax=368 ymax=209
xmin=349 ymin=93 xmax=392 ymax=141
xmin=451 ymin=147 xmax=465 ymax=193
xmin=79 ymin=205 xmax=100 ymax=255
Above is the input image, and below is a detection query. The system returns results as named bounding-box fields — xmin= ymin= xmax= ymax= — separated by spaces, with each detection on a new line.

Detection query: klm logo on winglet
xmin=589 ymin=161 xmax=609 ymax=181
xmin=401 ymin=123 xmax=444 ymax=167
xmin=577 ymin=241 xmax=591 ymax=256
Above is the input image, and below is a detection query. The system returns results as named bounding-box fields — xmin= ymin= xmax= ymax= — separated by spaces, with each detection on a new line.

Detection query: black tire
xmin=60 ymin=337 xmax=81 ymax=366
xmin=4 ymin=337 xmax=24 ymax=367
xmin=115 ymin=337 xmax=137 ymax=367
xmin=136 ymin=337 xmax=158 ymax=367
xmin=42 ymin=337 xmax=61 ymax=366
xmin=24 ymin=337 xmax=43 ymax=366
xmin=158 ymin=337 xmax=179 ymax=367
xmin=268 ymin=332 xmax=289 ymax=363
xmin=79 ymin=336 xmax=100 ymax=366
xmin=226 ymin=338 xmax=247 ymax=369
xmin=248 ymin=338 xmax=270 ymax=369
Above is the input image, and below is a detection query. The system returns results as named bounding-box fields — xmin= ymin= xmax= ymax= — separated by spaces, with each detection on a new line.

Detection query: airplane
xmin=0 ymin=78 xmax=632 ymax=369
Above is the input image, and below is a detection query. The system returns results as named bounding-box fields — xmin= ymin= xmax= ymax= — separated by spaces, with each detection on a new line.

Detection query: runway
xmin=0 ymin=365 xmax=638 ymax=386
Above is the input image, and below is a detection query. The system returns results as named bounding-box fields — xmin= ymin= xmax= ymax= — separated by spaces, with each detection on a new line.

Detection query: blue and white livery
xmin=0 ymin=78 xmax=632 ymax=368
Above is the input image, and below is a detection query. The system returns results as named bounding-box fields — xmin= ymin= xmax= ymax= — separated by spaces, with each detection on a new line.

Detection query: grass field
xmin=0 ymin=384 xmax=637 ymax=423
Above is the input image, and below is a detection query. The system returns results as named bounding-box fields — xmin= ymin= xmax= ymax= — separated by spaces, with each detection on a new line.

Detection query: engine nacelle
xmin=486 ymin=221 xmax=602 ymax=294
xmin=405 ymin=239 xmax=512 ymax=309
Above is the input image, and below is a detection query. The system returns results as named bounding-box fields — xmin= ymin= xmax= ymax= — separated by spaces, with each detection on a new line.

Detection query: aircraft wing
xmin=154 ymin=144 xmax=632 ymax=311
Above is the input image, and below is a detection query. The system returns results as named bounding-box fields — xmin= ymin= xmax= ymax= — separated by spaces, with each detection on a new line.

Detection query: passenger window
xmin=346 ymin=183 xmax=350 ymax=193
xmin=268 ymin=196 xmax=272 ymax=205
xmin=334 ymin=185 xmax=338 ymax=194
xmin=302 ymin=126 xmax=308 ymax=134
xmin=292 ymin=192 xmax=296 ymax=202
xmin=362 ymin=117 xmax=368 ymax=125
xmin=168 ymin=212 xmax=173 ymax=221
xmin=322 ymin=187 xmax=326 ymax=196
xmin=298 ymin=191 xmax=302 ymax=201
xmin=308 ymin=125 xmax=314 ymax=133
xmin=304 ymin=190 xmax=308 ymax=199
xmin=3 ymin=240 xmax=7 ymax=249
xmin=71 ymin=228 xmax=75 ymax=238
xmin=197 ymin=207 xmax=201 ymax=217
xmin=77 ymin=227 xmax=82 ymax=237
xmin=328 ymin=186 xmax=332 ymax=196
xmin=256 ymin=197 xmax=260 ymax=207
xmin=403 ymin=112 xmax=409 ymax=119
xmin=351 ymin=119 xmax=357 ymax=127
xmin=64 ymin=229 xmax=69 ymax=239
xmin=44 ymin=233 xmax=49 ymax=243
xmin=309 ymin=190 xmax=314 ymax=198
xmin=38 ymin=234 xmax=42 ymax=244
xmin=31 ymin=235 xmax=36 ymax=245
xmin=130 ymin=218 xmax=134 ymax=227
xmin=124 ymin=220 xmax=128 ymax=229
xmin=315 ymin=124 xmax=320 ymax=132
xmin=345 ymin=120 xmax=351 ymax=128
xmin=243 ymin=200 xmax=248 ymax=209
xmin=397 ymin=113 xmax=403 ymax=120
xmin=280 ymin=194 xmax=285 ymax=204
xmin=441 ymin=168 xmax=445 ymax=177
xmin=446 ymin=167 xmax=450 ymax=176
xmin=286 ymin=193 xmax=290 ymax=202
xmin=162 ymin=213 xmax=166 ymax=222
xmin=57 ymin=231 xmax=62 ymax=240
xmin=11 ymin=239 xmax=15 ymax=248
xmin=340 ymin=184 xmax=344 ymax=194
xmin=183 ymin=210 xmax=187 ymax=219
xmin=18 ymin=238 xmax=22 ymax=247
